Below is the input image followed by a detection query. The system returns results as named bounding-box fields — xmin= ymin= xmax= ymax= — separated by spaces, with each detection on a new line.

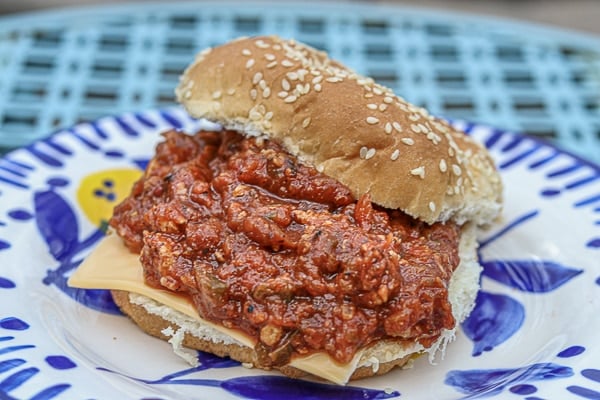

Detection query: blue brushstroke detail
xmin=135 ymin=113 xmax=157 ymax=128
xmin=566 ymin=386 xmax=600 ymax=400
xmin=0 ymin=176 xmax=29 ymax=189
xmin=25 ymin=146 xmax=63 ymax=167
xmin=484 ymin=129 xmax=506 ymax=149
xmin=0 ymin=359 xmax=26 ymax=375
xmin=44 ymin=139 xmax=73 ymax=156
xmin=445 ymin=363 xmax=573 ymax=398
xmin=0 ymin=278 xmax=15 ymax=289
xmin=500 ymin=135 xmax=524 ymax=152
xmin=540 ymin=188 xmax=561 ymax=197
xmin=575 ymin=194 xmax=600 ymax=207
xmin=481 ymin=260 xmax=583 ymax=293
xmin=29 ymin=384 xmax=71 ymax=400
xmin=565 ymin=174 xmax=600 ymax=190
xmin=547 ymin=163 xmax=582 ymax=178
xmin=462 ymin=291 xmax=525 ymax=356
xmin=0 ymin=367 xmax=39 ymax=392
xmin=104 ymin=149 xmax=124 ymax=158
xmin=90 ymin=121 xmax=109 ymax=139
xmin=582 ymin=369 xmax=600 ymax=383
xmin=0 ymin=158 xmax=34 ymax=171
xmin=509 ymin=384 xmax=537 ymax=395
xmin=586 ymin=238 xmax=600 ymax=248
xmin=479 ymin=210 xmax=539 ymax=249
xmin=499 ymin=145 xmax=541 ymax=170
xmin=133 ymin=158 xmax=149 ymax=170
xmin=115 ymin=117 xmax=139 ymax=137
xmin=0 ymin=345 xmax=35 ymax=356
xmin=7 ymin=209 xmax=33 ymax=221
xmin=0 ymin=240 xmax=10 ymax=251
xmin=0 ymin=165 xmax=28 ymax=178
xmin=557 ymin=346 xmax=586 ymax=358
xmin=47 ymin=178 xmax=69 ymax=188
xmin=528 ymin=152 xmax=559 ymax=170
xmin=69 ymin=130 xmax=100 ymax=150
xmin=160 ymin=110 xmax=183 ymax=129
xmin=98 ymin=351 xmax=399 ymax=399
xmin=0 ymin=337 xmax=14 ymax=342
xmin=45 ymin=356 xmax=76 ymax=370
xmin=0 ymin=318 xmax=29 ymax=331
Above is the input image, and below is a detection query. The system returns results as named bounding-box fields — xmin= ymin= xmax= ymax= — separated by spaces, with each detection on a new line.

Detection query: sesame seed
xmin=326 ymin=76 xmax=342 ymax=83
xmin=302 ymin=117 xmax=311 ymax=128
xmin=287 ymin=71 xmax=299 ymax=81
xmin=410 ymin=166 xmax=425 ymax=179
xmin=278 ymin=91 xmax=288 ymax=98
xmin=265 ymin=53 xmax=276 ymax=61
xmin=184 ymin=90 xmax=192 ymax=99
xmin=367 ymin=104 xmax=377 ymax=110
xmin=282 ymin=79 xmax=291 ymax=91
xmin=410 ymin=124 xmax=421 ymax=133
xmin=252 ymin=72 xmax=263 ymax=85
xmin=393 ymin=122 xmax=402 ymax=132
xmin=439 ymin=159 xmax=447 ymax=172
xmin=383 ymin=96 xmax=393 ymax=104
xmin=365 ymin=93 xmax=374 ymax=98
xmin=250 ymin=89 xmax=257 ymax=100
xmin=245 ymin=59 xmax=255 ymax=69
xmin=312 ymin=75 xmax=323 ymax=84
xmin=401 ymin=138 xmax=415 ymax=145
xmin=266 ymin=61 xmax=278 ymax=69
xmin=409 ymin=114 xmax=420 ymax=121
xmin=360 ymin=146 xmax=368 ymax=159
xmin=242 ymin=49 xmax=252 ymax=56
xmin=255 ymin=39 xmax=270 ymax=49
xmin=284 ymin=95 xmax=297 ymax=103
xmin=365 ymin=148 xmax=376 ymax=160
xmin=314 ymin=84 xmax=322 ymax=92
xmin=262 ymin=87 xmax=271 ymax=98
xmin=297 ymin=69 xmax=308 ymax=81
xmin=390 ymin=149 xmax=400 ymax=160
xmin=379 ymin=104 xmax=388 ymax=111
xmin=452 ymin=164 xmax=462 ymax=176
xmin=212 ymin=90 xmax=222 ymax=99
xmin=265 ymin=111 xmax=273 ymax=120
xmin=259 ymin=80 xmax=267 ymax=90
xmin=366 ymin=117 xmax=379 ymax=125
xmin=226 ymin=88 xmax=236 ymax=95
xmin=385 ymin=122 xmax=392 ymax=134
xmin=429 ymin=201 xmax=436 ymax=212
xmin=449 ymin=147 xmax=456 ymax=157
xmin=373 ymin=87 xmax=383 ymax=95
xmin=249 ymin=110 xmax=262 ymax=120
xmin=281 ymin=59 xmax=294 ymax=67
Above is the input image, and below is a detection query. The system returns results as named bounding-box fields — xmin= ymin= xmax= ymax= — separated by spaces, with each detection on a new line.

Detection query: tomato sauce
xmin=110 ymin=130 xmax=461 ymax=366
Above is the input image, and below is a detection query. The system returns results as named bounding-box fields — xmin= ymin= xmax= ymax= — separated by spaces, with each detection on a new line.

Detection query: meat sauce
xmin=110 ymin=130 xmax=461 ymax=366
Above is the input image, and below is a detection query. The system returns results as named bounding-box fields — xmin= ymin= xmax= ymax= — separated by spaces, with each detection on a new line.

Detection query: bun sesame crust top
xmin=176 ymin=35 xmax=502 ymax=224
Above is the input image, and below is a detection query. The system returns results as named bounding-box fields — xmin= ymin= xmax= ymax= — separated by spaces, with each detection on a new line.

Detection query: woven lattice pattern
xmin=0 ymin=3 xmax=598 ymax=161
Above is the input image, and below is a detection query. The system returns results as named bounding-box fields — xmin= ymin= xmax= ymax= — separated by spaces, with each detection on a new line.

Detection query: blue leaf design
xmin=481 ymin=259 xmax=583 ymax=293
xmin=462 ymin=291 xmax=524 ymax=356
xmin=34 ymin=190 xmax=79 ymax=263
xmin=220 ymin=376 xmax=399 ymax=400
xmin=0 ymin=359 xmax=26 ymax=373
xmin=445 ymin=362 xmax=573 ymax=398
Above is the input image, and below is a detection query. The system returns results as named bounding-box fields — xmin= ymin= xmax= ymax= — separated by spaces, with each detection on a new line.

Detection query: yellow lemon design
xmin=77 ymin=168 xmax=142 ymax=229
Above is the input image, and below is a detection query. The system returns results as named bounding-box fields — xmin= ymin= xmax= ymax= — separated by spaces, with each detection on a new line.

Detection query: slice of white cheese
xmin=68 ymin=233 xmax=363 ymax=384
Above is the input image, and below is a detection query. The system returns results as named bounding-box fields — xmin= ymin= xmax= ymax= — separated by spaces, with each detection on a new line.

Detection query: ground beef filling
xmin=110 ymin=129 xmax=461 ymax=366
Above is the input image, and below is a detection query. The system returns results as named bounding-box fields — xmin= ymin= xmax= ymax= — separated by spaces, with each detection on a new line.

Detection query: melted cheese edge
xmin=68 ymin=233 xmax=363 ymax=384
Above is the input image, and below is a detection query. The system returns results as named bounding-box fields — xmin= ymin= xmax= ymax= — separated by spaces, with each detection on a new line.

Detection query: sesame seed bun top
xmin=176 ymin=35 xmax=502 ymax=224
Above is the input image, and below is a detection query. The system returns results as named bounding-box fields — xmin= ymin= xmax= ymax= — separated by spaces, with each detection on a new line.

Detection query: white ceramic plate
xmin=0 ymin=108 xmax=599 ymax=400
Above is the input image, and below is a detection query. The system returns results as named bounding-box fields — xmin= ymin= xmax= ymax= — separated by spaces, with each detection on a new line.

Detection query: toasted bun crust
xmin=176 ymin=36 xmax=502 ymax=224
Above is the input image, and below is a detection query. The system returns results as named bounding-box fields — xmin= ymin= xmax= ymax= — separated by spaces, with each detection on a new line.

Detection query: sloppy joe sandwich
xmin=69 ymin=35 xmax=503 ymax=384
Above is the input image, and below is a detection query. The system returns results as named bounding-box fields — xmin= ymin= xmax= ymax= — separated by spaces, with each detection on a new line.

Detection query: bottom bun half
xmin=111 ymin=223 xmax=481 ymax=383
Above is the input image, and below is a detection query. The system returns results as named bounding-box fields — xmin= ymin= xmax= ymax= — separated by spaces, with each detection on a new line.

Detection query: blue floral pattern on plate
xmin=0 ymin=109 xmax=598 ymax=399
